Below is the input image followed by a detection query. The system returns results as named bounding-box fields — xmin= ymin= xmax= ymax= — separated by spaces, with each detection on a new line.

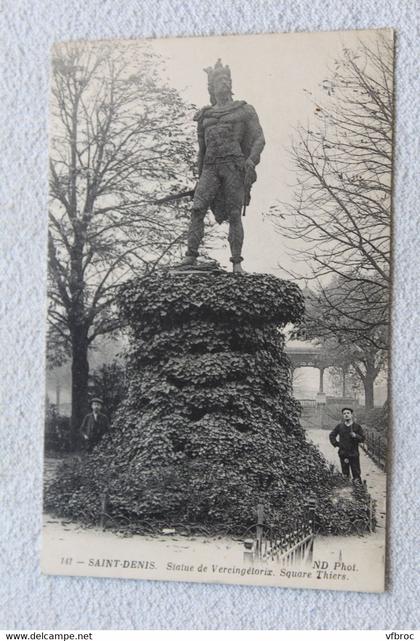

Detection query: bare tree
xmin=301 ymin=273 xmax=388 ymax=351
xmin=326 ymin=338 xmax=386 ymax=409
xmin=271 ymin=33 xmax=393 ymax=343
xmin=48 ymin=41 xmax=196 ymax=442
xmin=300 ymin=282 xmax=387 ymax=408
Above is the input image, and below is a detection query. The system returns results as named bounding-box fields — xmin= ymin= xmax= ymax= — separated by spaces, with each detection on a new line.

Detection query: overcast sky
xmin=148 ymin=29 xmax=389 ymax=400
xmin=148 ymin=28 xmax=385 ymax=276
xmin=48 ymin=29 xmax=390 ymax=404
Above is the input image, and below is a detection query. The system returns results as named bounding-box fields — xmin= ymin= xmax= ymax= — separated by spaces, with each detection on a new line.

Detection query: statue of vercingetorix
xmin=181 ymin=59 xmax=265 ymax=273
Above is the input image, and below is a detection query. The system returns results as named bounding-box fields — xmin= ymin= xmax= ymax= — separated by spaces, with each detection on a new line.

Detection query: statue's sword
xmin=152 ymin=189 xmax=195 ymax=205
xmin=242 ymin=169 xmax=255 ymax=217
xmin=153 ymin=178 xmax=252 ymax=217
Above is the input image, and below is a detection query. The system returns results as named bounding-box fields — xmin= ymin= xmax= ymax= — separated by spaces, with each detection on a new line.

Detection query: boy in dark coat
xmin=329 ymin=407 xmax=365 ymax=481
xmin=80 ymin=398 xmax=109 ymax=453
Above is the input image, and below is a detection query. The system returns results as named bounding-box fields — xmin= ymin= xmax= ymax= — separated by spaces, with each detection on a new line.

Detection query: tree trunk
xmin=68 ymin=217 xmax=89 ymax=449
xmin=71 ymin=327 xmax=89 ymax=450
xmin=353 ymin=356 xmax=378 ymax=410
xmin=363 ymin=370 xmax=375 ymax=409
xmin=342 ymin=367 xmax=347 ymax=397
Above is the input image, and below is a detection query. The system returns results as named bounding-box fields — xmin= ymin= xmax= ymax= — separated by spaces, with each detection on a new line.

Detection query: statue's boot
xmin=232 ymin=261 xmax=245 ymax=274
xmin=177 ymin=255 xmax=197 ymax=268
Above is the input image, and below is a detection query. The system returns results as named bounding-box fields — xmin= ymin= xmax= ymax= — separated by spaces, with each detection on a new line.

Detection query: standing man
xmin=329 ymin=408 xmax=365 ymax=482
xmin=80 ymin=398 xmax=109 ymax=453
xmin=180 ymin=59 xmax=265 ymax=274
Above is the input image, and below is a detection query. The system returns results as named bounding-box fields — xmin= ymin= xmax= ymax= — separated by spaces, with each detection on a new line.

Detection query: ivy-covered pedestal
xmin=45 ymin=272 xmax=373 ymax=535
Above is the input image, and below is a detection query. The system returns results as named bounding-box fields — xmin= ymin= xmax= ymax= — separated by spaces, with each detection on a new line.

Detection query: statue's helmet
xmin=204 ymin=59 xmax=232 ymax=105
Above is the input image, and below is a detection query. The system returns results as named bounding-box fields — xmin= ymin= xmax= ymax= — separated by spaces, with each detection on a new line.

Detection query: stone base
xmin=165 ymin=258 xmax=224 ymax=274
xmin=45 ymin=272 xmax=374 ymax=535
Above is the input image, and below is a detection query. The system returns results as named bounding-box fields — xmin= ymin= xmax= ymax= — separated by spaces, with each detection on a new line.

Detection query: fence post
xmin=305 ymin=498 xmax=316 ymax=534
xmin=364 ymin=426 xmax=387 ymax=471
xmin=381 ymin=437 xmax=386 ymax=471
xmin=378 ymin=437 xmax=384 ymax=469
xmin=256 ymin=503 xmax=264 ymax=560
xmin=243 ymin=539 xmax=254 ymax=564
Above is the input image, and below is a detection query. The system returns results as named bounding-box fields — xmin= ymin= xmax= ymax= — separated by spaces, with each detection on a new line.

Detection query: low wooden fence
xmin=360 ymin=427 xmax=387 ymax=471
xmin=243 ymin=503 xmax=315 ymax=565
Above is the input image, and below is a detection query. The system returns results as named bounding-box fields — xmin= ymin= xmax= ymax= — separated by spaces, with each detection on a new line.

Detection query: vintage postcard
xmin=42 ymin=28 xmax=392 ymax=592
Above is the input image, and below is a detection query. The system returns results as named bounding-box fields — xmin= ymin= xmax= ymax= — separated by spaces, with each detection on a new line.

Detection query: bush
xmin=355 ymin=404 xmax=388 ymax=439
xmin=45 ymin=272 xmax=373 ymax=535
xmin=44 ymin=405 xmax=71 ymax=453
xmin=90 ymin=361 xmax=128 ymax=421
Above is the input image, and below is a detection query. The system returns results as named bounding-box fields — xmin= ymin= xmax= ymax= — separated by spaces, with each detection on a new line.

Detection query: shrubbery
xmin=45 ymin=272 xmax=373 ymax=535
xmin=356 ymin=404 xmax=388 ymax=439
xmin=44 ymin=406 xmax=71 ymax=453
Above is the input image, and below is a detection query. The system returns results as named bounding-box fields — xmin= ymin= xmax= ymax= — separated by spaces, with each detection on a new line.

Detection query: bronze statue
xmin=180 ymin=59 xmax=265 ymax=273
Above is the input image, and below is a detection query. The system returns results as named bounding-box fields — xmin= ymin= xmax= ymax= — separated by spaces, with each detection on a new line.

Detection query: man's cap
xmin=341 ymin=407 xmax=354 ymax=413
xmin=91 ymin=397 xmax=104 ymax=405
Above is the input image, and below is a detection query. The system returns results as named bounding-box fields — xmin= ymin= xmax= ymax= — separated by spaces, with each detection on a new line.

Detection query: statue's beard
xmin=214 ymin=85 xmax=232 ymax=104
